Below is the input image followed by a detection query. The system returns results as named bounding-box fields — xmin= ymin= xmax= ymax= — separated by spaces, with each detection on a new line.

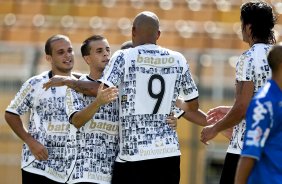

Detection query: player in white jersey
xmin=4 ymin=34 xmax=115 ymax=184
xmin=43 ymin=35 xmax=178 ymax=183
xmin=5 ymin=35 xmax=76 ymax=184
xmin=64 ymin=35 xmax=119 ymax=184
xmin=98 ymin=11 xmax=207 ymax=184
xmin=235 ymin=43 xmax=282 ymax=184
xmin=43 ymin=12 xmax=207 ymax=184
xmin=201 ymin=1 xmax=277 ymax=183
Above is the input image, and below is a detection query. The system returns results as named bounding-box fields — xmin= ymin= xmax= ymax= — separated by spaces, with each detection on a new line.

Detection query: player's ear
xmin=83 ymin=56 xmax=91 ymax=65
xmin=156 ymin=30 xmax=161 ymax=40
xmin=132 ymin=26 xmax=136 ymax=38
xmin=46 ymin=55 xmax=52 ymax=63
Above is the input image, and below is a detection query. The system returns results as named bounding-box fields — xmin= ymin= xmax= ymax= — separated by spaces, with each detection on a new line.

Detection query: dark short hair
xmin=267 ymin=43 xmax=282 ymax=72
xmin=120 ymin=40 xmax=133 ymax=49
xmin=45 ymin=34 xmax=70 ymax=55
xmin=240 ymin=1 xmax=277 ymax=44
xmin=81 ymin=35 xmax=105 ymax=57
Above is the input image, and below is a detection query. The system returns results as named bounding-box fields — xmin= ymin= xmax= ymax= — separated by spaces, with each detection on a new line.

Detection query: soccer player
xmin=5 ymin=34 xmax=76 ymax=184
xmin=235 ymin=43 xmax=282 ymax=184
xmin=4 ymin=34 xmax=115 ymax=184
xmin=201 ymin=1 xmax=277 ymax=183
xmin=64 ymin=35 xmax=119 ymax=184
xmin=99 ymin=11 xmax=207 ymax=184
xmin=43 ymin=12 xmax=206 ymax=184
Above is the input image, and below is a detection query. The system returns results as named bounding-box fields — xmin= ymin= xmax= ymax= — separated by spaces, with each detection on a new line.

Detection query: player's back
xmin=100 ymin=44 xmax=199 ymax=161
xmin=120 ymin=44 xmax=191 ymax=116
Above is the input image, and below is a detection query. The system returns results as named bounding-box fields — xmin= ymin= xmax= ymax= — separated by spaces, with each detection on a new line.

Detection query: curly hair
xmin=240 ymin=1 xmax=278 ymax=44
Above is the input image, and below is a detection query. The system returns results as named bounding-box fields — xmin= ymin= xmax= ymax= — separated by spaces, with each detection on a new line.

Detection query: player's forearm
xmin=214 ymin=103 xmax=246 ymax=132
xmin=5 ymin=112 xmax=34 ymax=143
xmin=71 ymin=101 xmax=102 ymax=128
xmin=235 ymin=157 xmax=255 ymax=184
xmin=64 ymin=79 xmax=100 ymax=96
xmin=182 ymin=109 xmax=207 ymax=126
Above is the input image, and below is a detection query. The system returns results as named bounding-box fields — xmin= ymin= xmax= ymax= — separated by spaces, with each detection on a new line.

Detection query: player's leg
xmin=111 ymin=161 xmax=133 ymax=184
xmin=22 ymin=169 xmax=65 ymax=184
xmin=219 ymin=152 xmax=240 ymax=184
xmin=22 ymin=170 xmax=46 ymax=184
xmin=150 ymin=156 xmax=180 ymax=184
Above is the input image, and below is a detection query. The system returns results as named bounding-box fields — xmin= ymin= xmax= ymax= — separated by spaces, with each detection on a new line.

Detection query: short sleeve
xmin=241 ymin=99 xmax=272 ymax=160
xmin=99 ymin=50 xmax=126 ymax=87
xmin=6 ymin=78 xmax=37 ymax=115
xmin=179 ymin=55 xmax=199 ymax=101
xmin=236 ymin=52 xmax=255 ymax=82
xmin=65 ymin=87 xmax=86 ymax=122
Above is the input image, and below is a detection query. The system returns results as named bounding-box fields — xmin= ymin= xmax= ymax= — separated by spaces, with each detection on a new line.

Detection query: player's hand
xmin=200 ymin=124 xmax=218 ymax=145
xmin=26 ymin=137 xmax=48 ymax=161
xmin=43 ymin=75 xmax=73 ymax=90
xmin=96 ymin=83 xmax=118 ymax=106
xmin=167 ymin=113 xmax=177 ymax=130
xmin=206 ymin=106 xmax=231 ymax=125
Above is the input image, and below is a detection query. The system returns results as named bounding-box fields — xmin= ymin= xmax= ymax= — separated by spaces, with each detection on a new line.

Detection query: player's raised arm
xmin=70 ymin=83 xmax=118 ymax=128
xmin=43 ymin=75 xmax=102 ymax=96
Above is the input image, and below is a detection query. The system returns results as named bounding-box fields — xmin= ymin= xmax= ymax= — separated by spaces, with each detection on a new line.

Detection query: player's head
xmin=45 ymin=34 xmax=74 ymax=75
xmin=81 ymin=35 xmax=110 ymax=73
xmin=267 ymin=42 xmax=282 ymax=74
xmin=120 ymin=40 xmax=133 ymax=49
xmin=240 ymin=1 xmax=277 ymax=44
xmin=132 ymin=11 xmax=160 ymax=46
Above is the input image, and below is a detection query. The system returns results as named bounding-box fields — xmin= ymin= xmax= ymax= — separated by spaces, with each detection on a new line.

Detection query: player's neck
xmin=51 ymin=70 xmax=71 ymax=77
xmin=272 ymin=74 xmax=282 ymax=91
xmin=89 ymin=71 xmax=102 ymax=81
xmin=134 ymin=40 xmax=156 ymax=47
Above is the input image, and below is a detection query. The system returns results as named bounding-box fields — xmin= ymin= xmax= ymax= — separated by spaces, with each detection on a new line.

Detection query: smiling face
xmin=46 ymin=38 xmax=74 ymax=75
xmin=83 ymin=39 xmax=110 ymax=77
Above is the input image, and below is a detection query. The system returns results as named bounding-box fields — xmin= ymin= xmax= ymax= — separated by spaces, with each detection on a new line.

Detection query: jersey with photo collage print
xmin=65 ymin=74 xmax=119 ymax=184
xmin=99 ymin=44 xmax=198 ymax=162
xmin=6 ymin=71 xmax=72 ymax=183
xmin=228 ymin=43 xmax=272 ymax=154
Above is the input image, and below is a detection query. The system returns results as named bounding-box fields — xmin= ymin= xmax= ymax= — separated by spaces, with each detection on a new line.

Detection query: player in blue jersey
xmin=235 ymin=43 xmax=282 ymax=184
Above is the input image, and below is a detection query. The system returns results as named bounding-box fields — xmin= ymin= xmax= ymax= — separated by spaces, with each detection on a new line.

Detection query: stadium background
xmin=0 ymin=0 xmax=281 ymax=183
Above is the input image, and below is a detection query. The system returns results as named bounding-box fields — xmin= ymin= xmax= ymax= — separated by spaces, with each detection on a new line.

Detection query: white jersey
xmin=65 ymin=74 xmax=119 ymax=184
xmin=6 ymin=71 xmax=72 ymax=183
xmin=99 ymin=44 xmax=199 ymax=161
xmin=227 ymin=43 xmax=272 ymax=154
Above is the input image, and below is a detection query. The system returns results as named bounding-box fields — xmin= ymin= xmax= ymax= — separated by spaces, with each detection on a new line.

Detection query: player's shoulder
xmin=157 ymin=45 xmax=186 ymax=59
xmin=77 ymin=74 xmax=89 ymax=81
xmin=25 ymin=71 xmax=50 ymax=86
xmin=164 ymin=47 xmax=188 ymax=66
xmin=256 ymin=79 xmax=279 ymax=97
xmin=110 ymin=49 xmax=127 ymax=61
xmin=243 ymin=43 xmax=272 ymax=57
xmin=253 ymin=81 xmax=274 ymax=102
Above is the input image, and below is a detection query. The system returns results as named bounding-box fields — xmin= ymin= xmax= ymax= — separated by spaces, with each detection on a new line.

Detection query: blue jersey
xmin=242 ymin=80 xmax=282 ymax=184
